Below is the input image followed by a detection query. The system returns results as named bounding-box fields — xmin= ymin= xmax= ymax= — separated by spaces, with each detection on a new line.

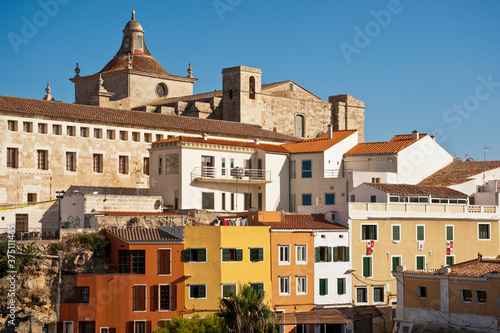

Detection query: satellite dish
xmin=316 ymin=132 xmax=325 ymax=138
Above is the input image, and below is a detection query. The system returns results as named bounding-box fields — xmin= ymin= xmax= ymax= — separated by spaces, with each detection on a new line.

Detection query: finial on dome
xmin=45 ymin=83 xmax=51 ymax=95
xmin=131 ymin=9 xmax=136 ymax=21
xmin=43 ymin=83 xmax=54 ymax=101
xmin=74 ymin=63 xmax=81 ymax=78
xmin=126 ymin=53 xmax=133 ymax=69
xmin=187 ymin=63 xmax=193 ymax=78
xmin=94 ymin=74 xmax=109 ymax=93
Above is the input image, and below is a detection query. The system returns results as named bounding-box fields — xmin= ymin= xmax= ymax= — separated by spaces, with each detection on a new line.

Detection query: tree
xmin=153 ymin=315 xmax=223 ymax=333
xmin=217 ymin=284 xmax=276 ymax=333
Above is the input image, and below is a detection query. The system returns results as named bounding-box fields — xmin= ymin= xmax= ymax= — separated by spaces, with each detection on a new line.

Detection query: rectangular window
xmin=244 ymin=193 xmax=252 ymax=210
xmin=416 ymin=255 xmax=426 ymax=270
xmin=202 ymin=192 xmax=215 ymax=210
xmin=417 ymin=286 xmax=427 ymax=298
xmin=158 ymin=249 xmax=171 ymax=275
xmin=250 ymin=283 xmax=264 ymax=294
xmin=301 ymin=160 xmax=312 ymax=178
xmin=79 ymin=286 xmax=89 ymax=303
xmin=319 ymin=278 xmax=328 ymax=296
xmin=296 ymin=276 xmax=307 ymax=295
xmin=296 ymin=245 xmax=307 ymax=264
xmin=119 ymin=130 xmax=128 ymax=141
xmin=67 ymin=126 xmax=75 ymax=136
xmin=7 ymin=120 xmax=17 ymax=131
xmin=80 ymin=127 xmax=89 ymax=137
xmin=257 ymin=193 xmax=263 ymax=211
xmin=290 ymin=194 xmax=296 ymax=212
xmin=279 ymin=245 xmax=290 ymax=264
xmin=107 ymin=129 xmax=115 ymax=140
xmin=417 ymin=225 xmax=425 ymax=241
xmin=189 ymin=285 xmax=206 ymax=299
xmin=166 ymin=154 xmax=179 ymax=174
xmin=119 ymin=156 xmax=128 ymax=174
xmin=131 ymin=250 xmax=145 ymax=274
xmin=325 ymin=193 xmax=335 ymax=205
xmin=158 ymin=156 xmax=163 ymax=174
xmin=23 ymin=122 xmax=33 ymax=133
xmin=182 ymin=248 xmax=207 ymax=262
xmin=27 ymin=193 xmax=37 ymax=203
xmin=135 ymin=321 xmax=146 ymax=333
xmin=279 ymin=276 xmax=290 ymax=295
xmin=94 ymin=128 xmax=102 ymax=139
xmin=132 ymin=132 xmax=140 ymax=142
xmin=461 ymin=289 xmax=472 ymax=302
xmin=476 ymin=290 xmax=487 ymax=303
xmin=222 ymin=284 xmax=237 ymax=298
xmin=337 ymin=278 xmax=346 ymax=295
xmin=156 ymin=134 xmax=164 ymax=142
xmin=478 ymin=224 xmax=490 ymax=240
xmin=37 ymin=150 xmax=48 ymax=170
xmin=133 ymin=285 xmax=147 ymax=311
xmin=93 ymin=154 xmax=103 ymax=173
xmin=315 ymin=246 xmax=332 ymax=263
xmin=159 ymin=285 xmax=171 ymax=311
xmin=446 ymin=225 xmax=454 ymax=241
xmin=356 ymin=287 xmax=368 ymax=303
xmin=392 ymin=256 xmax=402 ymax=272
xmin=370 ymin=195 xmax=377 ymax=203
xmin=144 ymin=133 xmax=152 ymax=143
xmin=446 ymin=255 xmax=454 ymax=265
xmin=249 ymin=248 xmax=264 ymax=262
xmin=66 ymin=152 xmax=76 ymax=171
xmin=222 ymin=248 xmax=243 ymax=262
xmin=291 ymin=160 xmax=296 ymax=179
xmin=230 ymin=193 xmax=235 ymax=211
xmin=361 ymin=225 xmax=377 ymax=240
xmin=143 ymin=157 xmax=149 ymax=176
xmin=221 ymin=193 xmax=226 ymax=211
xmin=332 ymin=246 xmax=349 ymax=262
xmin=373 ymin=286 xmax=384 ymax=303
xmin=363 ymin=256 xmax=373 ymax=277
xmin=372 ymin=177 xmax=381 ymax=183
xmin=392 ymin=225 xmax=401 ymax=242
xmin=302 ymin=194 xmax=312 ymax=206
xmin=7 ymin=148 xmax=18 ymax=168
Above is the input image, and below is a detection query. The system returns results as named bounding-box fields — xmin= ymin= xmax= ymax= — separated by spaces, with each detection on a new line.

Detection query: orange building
xmin=59 ymin=228 xmax=185 ymax=333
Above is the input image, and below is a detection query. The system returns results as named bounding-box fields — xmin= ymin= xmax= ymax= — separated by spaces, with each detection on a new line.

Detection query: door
xmin=15 ymin=214 xmax=28 ymax=238
xmin=257 ymin=159 xmax=263 ymax=179
xmin=201 ymin=156 xmax=214 ymax=177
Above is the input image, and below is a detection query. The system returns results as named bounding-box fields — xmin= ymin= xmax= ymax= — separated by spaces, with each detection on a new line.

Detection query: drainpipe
xmin=288 ymin=154 xmax=292 ymax=212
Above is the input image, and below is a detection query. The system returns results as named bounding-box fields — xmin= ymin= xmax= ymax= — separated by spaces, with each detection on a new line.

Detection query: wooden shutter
xmin=126 ymin=322 xmax=134 ymax=333
xmin=198 ymin=249 xmax=206 ymax=261
xmin=363 ymin=257 xmax=372 ymax=277
xmin=222 ymin=249 xmax=230 ymax=261
xmin=171 ymin=284 xmax=177 ymax=311
xmin=159 ymin=249 xmax=171 ymax=274
xmin=327 ymin=247 xmax=332 ymax=262
xmin=134 ymin=285 xmax=146 ymax=311
xmin=236 ymin=249 xmax=243 ymax=261
xmin=315 ymin=247 xmax=320 ymax=262
xmin=344 ymin=247 xmax=350 ymax=262
xmin=182 ymin=249 xmax=191 ymax=262
xmin=109 ymin=329 xmax=116 ymax=333
xmin=56 ymin=322 xmax=63 ymax=333
xmin=258 ymin=248 xmax=264 ymax=261
xmin=150 ymin=285 xmax=158 ymax=311
xmin=337 ymin=278 xmax=345 ymax=295
xmin=146 ymin=321 xmax=152 ymax=333
xmin=446 ymin=226 xmax=453 ymax=241
xmin=392 ymin=257 xmax=401 ymax=271
xmin=417 ymin=226 xmax=424 ymax=241
xmin=199 ymin=285 xmax=206 ymax=298
xmin=333 ymin=247 xmax=338 ymax=262
xmin=393 ymin=225 xmax=400 ymax=241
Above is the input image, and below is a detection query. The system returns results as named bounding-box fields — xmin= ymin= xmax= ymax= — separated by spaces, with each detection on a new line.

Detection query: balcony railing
xmin=191 ymin=167 xmax=271 ymax=182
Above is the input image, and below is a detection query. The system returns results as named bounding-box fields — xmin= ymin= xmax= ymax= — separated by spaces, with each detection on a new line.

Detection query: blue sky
xmin=1 ymin=0 xmax=500 ymax=160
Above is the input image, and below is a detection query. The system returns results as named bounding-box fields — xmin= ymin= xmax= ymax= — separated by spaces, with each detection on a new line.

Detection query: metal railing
xmin=191 ymin=167 xmax=271 ymax=182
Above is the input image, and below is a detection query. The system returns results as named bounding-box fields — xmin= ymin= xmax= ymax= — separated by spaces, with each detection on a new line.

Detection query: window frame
xmin=295 ymin=245 xmax=307 ymax=264
xmin=461 ymin=289 xmax=472 ymax=303
xmin=158 ymin=248 xmax=171 ymax=276
xmin=118 ymin=155 xmax=129 ymax=174
xmin=94 ymin=128 xmax=103 ymax=139
xmin=417 ymin=285 xmax=427 ymax=299
xmin=356 ymin=286 xmax=368 ymax=304
xmin=202 ymin=192 xmax=215 ymax=210
xmin=7 ymin=120 xmax=17 ymax=131
xmin=279 ymin=245 xmax=290 ymax=265
xmin=279 ymin=276 xmax=290 ymax=296
xmin=391 ymin=255 xmax=402 ymax=274
xmin=416 ymin=225 xmax=425 ymax=241
xmin=315 ymin=246 xmax=332 ymax=263
xmin=39 ymin=123 xmax=48 ymax=134
xmin=249 ymin=248 xmax=264 ymax=262
xmin=445 ymin=255 xmax=455 ymax=266
xmin=189 ymin=284 xmax=207 ymax=299
xmin=67 ymin=125 xmax=75 ymax=136
xmin=183 ymin=248 xmax=207 ymax=263
xmin=7 ymin=147 xmax=19 ymax=168
xmin=133 ymin=284 xmax=147 ymax=312
xmin=249 ymin=282 xmax=264 ymax=294
xmin=325 ymin=193 xmax=335 ymax=205
xmin=362 ymin=256 xmax=373 ymax=278
xmin=373 ymin=286 xmax=384 ymax=304
xmin=416 ymin=255 xmax=426 ymax=270
xmin=65 ymin=152 xmax=77 ymax=172
xmin=93 ymin=154 xmax=103 ymax=173
xmin=106 ymin=129 xmax=115 ymax=140
xmin=221 ymin=283 xmax=237 ymax=298
xmin=79 ymin=286 xmax=90 ymax=303
xmin=80 ymin=126 xmax=89 ymax=137
xmin=158 ymin=284 xmax=171 ymax=312
xmin=301 ymin=160 xmax=312 ymax=178
xmin=290 ymin=160 xmax=296 ymax=179
xmin=296 ymin=276 xmax=307 ymax=295
xmin=478 ymin=223 xmax=491 ymax=240
xmin=37 ymin=150 xmax=48 ymax=170
xmin=319 ymin=278 xmax=328 ymax=296
xmin=476 ymin=290 xmax=487 ymax=304
xmin=392 ymin=224 xmax=401 ymax=242
xmin=302 ymin=194 xmax=312 ymax=206
xmin=143 ymin=157 xmax=149 ymax=176
xmin=23 ymin=121 xmax=33 ymax=133
xmin=361 ymin=224 xmax=378 ymax=241
xmin=52 ymin=124 xmax=61 ymax=135
xmin=337 ymin=278 xmax=346 ymax=295
xmin=445 ymin=225 xmax=454 ymax=241
xmin=222 ymin=248 xmax=243 ymax=262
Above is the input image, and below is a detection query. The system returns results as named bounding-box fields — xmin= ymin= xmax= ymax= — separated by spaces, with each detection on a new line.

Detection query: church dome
xmin=123 ymin=10 xmax=144 ymax=33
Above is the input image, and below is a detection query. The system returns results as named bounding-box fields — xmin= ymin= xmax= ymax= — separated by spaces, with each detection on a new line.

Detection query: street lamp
xmin=56 ymin=190 xmax=65 ymax=239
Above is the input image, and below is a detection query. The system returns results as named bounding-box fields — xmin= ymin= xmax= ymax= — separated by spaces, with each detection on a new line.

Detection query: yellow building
xmin=181 ymin=225 xmax=272 ymax=317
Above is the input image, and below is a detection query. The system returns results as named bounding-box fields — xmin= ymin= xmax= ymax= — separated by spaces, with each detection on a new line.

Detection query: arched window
xmin=295 ymin=115 xmax=305 ymax=137
xmin=137 ymin=35 xmax=143 ymax=49
xmin=249 ymin=76 xmax=256 ymax=100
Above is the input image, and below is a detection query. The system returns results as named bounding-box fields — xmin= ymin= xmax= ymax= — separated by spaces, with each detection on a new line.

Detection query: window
xmin=461 ymin=289 xmax=472 ymax=302
xmin=446 ymin=225 xmax=454 ymax=241
xmin=372 ymin=177 xmax=381 ymax=183
xmin=222 ymin=284 xmax=237 ymax=298
xmin=370 ymin=195 xmax=377 ymax=202
xmin=156 ymin=134 xmax=164 ymax=141
xmin=79 ymin=286 xmax=89 ymax=303
xmin=476 ymin=290 xmax=487 ymax=303
xmin=100 ymin=328 xmax=109 ymax=333
xmin=65 ymin=152 xmax=76 ymax=171
xmin=230 ymin=193 xmax=235 ymax=211
xmin=392 ymin=225 xmax=401 ymax=242
xmin=158 ymin=156 xmax=163 ymax=174
xmin=333 ymin=246 xmax=349 ymax=262
xmin=135 ymin=321 xmax=146 ymax=333
xmin=222 ymin=193 xmax=226 ymax=211
xmin=94 ymin=128 xmax=102 ymax=139
xmin=301 ymin=160 xmax=312 ymax=178
xmin=249 ymin=76 xmax=256 ymax=99
xmin=296 ymin=245 xmax=307 ymax=264
xmin=446 ymin=255 xmax=454 ymax=265
xmin=189 ymin=284 xmax=206 ymax=299
xmin=80 ymin=127 xmax=89 ymax=137
xmin=144 ymin=133 xmax=152 ymax=143
xmin=119 ymin=156 xmax=128 ymax=174
xmin=37 ymin=150 xmax=48 ymax=170
xmin=319 ymin=279 xmax=328 ymax=296
xmin=250 ymin=283 xmax=264 ymax=294
xmin=279 ymin=245 xmax=290 ymax=264
xmin=290 ymin=161 xmax=296 ymax=178
xmin=132 ymin=132 xmax=140 ymax=142
xmin=416 ymin=255 xmax=426 ymax=270
xmin=361 ymin=225 xmax=377 ymax=240
xmin=290 ymin=194 xmax=296 ymax=212
xmin=478 ymin=223 xmax=490 ymax=240
xmin=356 ymin=287 xmax=367 ymax=303
xmin=137 ymin=35 xmax=143 ymax=48
xmin=295 ymin=114 xmax=304 ymax=137
xmin=182 ymin=248 xmax=207 ymax=262
xmin=417 ymin=225 xmax=425 ymax=241
xmin=290 ymin=83 xmax=294 ymax=91
xmin=23 ymin=122 xmax=32 ymax=133
xmin=373 ymin=286 xmax=384 ymax=303
xmin=417 ymin=286 xmax=427 ymax=298
xmin=315 ymin=246 xmax=332 ymax=262
xmin=325 ymin=193 xmax=335 ymax=205
xmin=337 ymin=278 xmax=346 ymax=295
xmin=106 ymin=129 xmax=115 ymax=140
xmin=27 ymin=193 xmax=37 ymax=203
xmin=202 ymin=192 xmax=214 ymax=210
xmin=159 ymin=285 xmax=171 ymax=310
xmin=63 ymin=322 xmax=73 ymax=333
xmin=302 ymin=194 xmax=312 ymax=206
xmin=363 ymin=256 xmax=373 ymax=277
xmin=7 ymin=148 xmax=18 ymax=168
xmin=222 ymin=248 xmax=243 ymax=262
xmin=67 ymin=126 xmax=75 ymax=136
xmin=119 ymin=130 xmax=128 ymax=141
xmin=279 ymin=276 xmax=290 ymax=295
xmin=296 ymin=276 xmax=307 ymax=295
xmin=119 ymin=250 xmax=145 ymax=274
xmin=244 ymin=193 xmax=252 ymax=210
xmin=7 ymin=120 xmax=17 ymax=131
xmin=143 ymin=157 xmax=149 ymax=176
xmin=392 ymin=256 xmax=402 ymax=272
xmin=158 ymin=249 xmax=171 ymax=275
xmin=133 ymin=285 xmax=147 ymax=311
xmin=250 ymin=248 xmax=264 ymax=262
xmin=93 ymin=154 xmax=103 ymax=173
xmin=257 ymin=193 xmax=263 ymax=211
xmin=166 ymin=154 xmax=179 ymax=174
xmin=52 ymin=124 xmax=61 ymax=135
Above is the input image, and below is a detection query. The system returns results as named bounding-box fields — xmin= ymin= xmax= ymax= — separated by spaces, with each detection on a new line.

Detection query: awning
xmin=274 ymin=306 xmax=384 ymax=325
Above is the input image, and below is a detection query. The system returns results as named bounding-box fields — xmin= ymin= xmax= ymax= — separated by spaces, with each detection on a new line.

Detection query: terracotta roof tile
xmin=0 ymin=96 xmax=295 ymax=142
xmin=366 ymin=183 xmax=468 ymax=198
xmin=282 ymin=130 xmax=356 ymax=153
xmin=401 ymin=258 xmax=500 ymax=277
xmin=259 ymin=213 xmax=348 ymax=230
xmin=419 ymin=161 xmax=500 ymax=186
xmin=107 ymin=228 xmax=182 ymax=243
xmin=153 ymin=136 xmax=289 ymax=153
xmin=96 ymin=211 xmax=183 ymax=216
xmin=100 ymin=55 xmax=172 ymax=75
xmin=344 ymin=134 xmax=427 ymax=156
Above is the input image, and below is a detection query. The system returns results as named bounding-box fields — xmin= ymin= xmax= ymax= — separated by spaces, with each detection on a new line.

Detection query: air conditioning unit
xmin=418 ymin=241 xmax=424 ymax=251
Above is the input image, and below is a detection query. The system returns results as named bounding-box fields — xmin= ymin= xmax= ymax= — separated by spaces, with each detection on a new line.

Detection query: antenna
xmin=484 ymin=146 xmax=492 ymax=161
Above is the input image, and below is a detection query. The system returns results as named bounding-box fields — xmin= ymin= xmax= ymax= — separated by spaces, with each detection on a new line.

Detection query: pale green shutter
xmin=333 ymin=247 xmax=338 ymax=262
xmin=446 ymin=226 xmax=453 ymax=241
xmin=182 ymin=249 xmax=191 ymax=262
xmin=236 ymin=249 xmax=243 ymax=261
xmin=363 ymin=257 xmax=372 ymax=277
xmin=417 ymin=226 xmax=424 ymax=241
xmin=222 ymin=249 xmax=229 ymax=261
xmin=393 ymin=225 xmax=400 ymax=241
xmin=344 ymin=247 xmax=350 ymax=262
xmin=198 ymin=249 xmax=206 ymax=262
xmin=327 ymin=247 xmax=332 ymax=262
xmin=315 ymin=247 xmax=320 ymax=262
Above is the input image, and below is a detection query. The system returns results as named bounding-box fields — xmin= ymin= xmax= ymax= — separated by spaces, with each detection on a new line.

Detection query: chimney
xmin=412 ymin=130 xmax=419 ymax=140
xmin=254 ymin=138 xmax=260 ymax=145
xmin=327 ymin=124 xmax=333 ymax=139
xmin=430 ymin=135 xmax=436 ymax=141
xmin=202 ymin=133 xmax=208 ymax=140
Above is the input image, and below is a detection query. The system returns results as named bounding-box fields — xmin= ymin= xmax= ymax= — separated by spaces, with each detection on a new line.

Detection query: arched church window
xmin=249 ymin=76 xmax=256 ymax=100
xmin=295 ymin=115 xmax=305 ymax=137
xmin=123 ymin=36 xmax=130 ymax=49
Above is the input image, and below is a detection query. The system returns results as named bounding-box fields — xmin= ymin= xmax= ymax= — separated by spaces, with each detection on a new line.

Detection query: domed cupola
xmin=118 ymin=10 xmax=149 ymax=56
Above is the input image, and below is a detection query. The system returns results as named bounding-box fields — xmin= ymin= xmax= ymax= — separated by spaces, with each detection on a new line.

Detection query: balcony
xmin=190 ymin=167 xmax=272 ymax=184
